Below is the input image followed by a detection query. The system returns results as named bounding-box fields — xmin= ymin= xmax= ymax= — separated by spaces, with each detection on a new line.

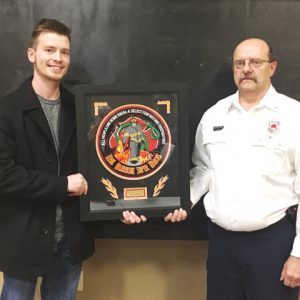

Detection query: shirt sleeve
xmin=190 ymin=122 xmax=210 ymax=206
xmin=291 ymin=127 xmax=300 ymax=257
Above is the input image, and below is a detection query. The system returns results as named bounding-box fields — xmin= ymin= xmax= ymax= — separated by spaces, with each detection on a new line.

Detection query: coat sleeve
xmin=0 ymin=104 xmax=68 ymax=204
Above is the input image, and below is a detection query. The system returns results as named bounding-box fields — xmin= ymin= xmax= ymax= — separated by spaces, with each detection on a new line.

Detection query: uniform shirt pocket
xmin=251 ymin=138 xmax=287 ymax=175
xmin=202 ymin=130 xmax=228 ymax=169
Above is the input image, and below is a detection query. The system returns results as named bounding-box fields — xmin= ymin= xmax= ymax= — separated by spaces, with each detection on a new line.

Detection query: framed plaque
xmin=75 ymin=83 xmax=190 ymax=220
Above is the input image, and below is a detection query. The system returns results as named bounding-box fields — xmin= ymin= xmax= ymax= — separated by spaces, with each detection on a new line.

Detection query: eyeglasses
xmin=233 ymin=59 xmax=271 ymax=69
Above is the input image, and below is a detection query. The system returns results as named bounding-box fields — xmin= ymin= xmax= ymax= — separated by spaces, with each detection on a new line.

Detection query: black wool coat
xmin=0 ymin=78 xmax=95 ymax=277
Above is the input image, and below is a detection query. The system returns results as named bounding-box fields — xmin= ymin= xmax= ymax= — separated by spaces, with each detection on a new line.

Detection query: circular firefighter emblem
xmin=268 ymin=120 xmax=280 ymax=134
xmin=96 ymin=104 xmax=171 ymax=180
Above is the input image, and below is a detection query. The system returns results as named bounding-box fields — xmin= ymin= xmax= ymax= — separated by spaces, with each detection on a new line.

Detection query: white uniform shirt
xmin=191 ymin=86 xmax=300 ymax=257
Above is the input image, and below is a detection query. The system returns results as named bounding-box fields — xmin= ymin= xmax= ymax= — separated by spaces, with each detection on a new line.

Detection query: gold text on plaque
xmin=104 ymin=153 xmax=162 ymax=176
xmin=124 ymin=187 xmax=148 ymax=200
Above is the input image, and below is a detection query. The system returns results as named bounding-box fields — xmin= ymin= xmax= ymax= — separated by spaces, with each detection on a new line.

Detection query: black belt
xmin=210 ymin=205 xmax=298 ymax=234
xmin=285 ymin=204 xmax=298 ymax=225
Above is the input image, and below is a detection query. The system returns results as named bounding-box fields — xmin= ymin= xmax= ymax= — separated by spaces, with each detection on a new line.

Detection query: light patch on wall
xmin=0 ymin=272 xmax=3 ymax=292
xmin=78 ymin=271 xmax=83 ymax=291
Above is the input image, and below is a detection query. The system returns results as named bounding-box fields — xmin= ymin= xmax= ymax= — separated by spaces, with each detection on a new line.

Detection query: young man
xmin=0 ymin=19 xmax=94 ymax=300
xmin=189 ymin=38 xmax=300 ymax=300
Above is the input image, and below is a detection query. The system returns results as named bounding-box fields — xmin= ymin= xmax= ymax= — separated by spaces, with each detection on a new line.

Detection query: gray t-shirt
xmin=38 ymin=95 xmax=65 ymax=242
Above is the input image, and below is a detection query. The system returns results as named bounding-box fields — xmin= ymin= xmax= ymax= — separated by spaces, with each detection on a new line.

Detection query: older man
xmin=188 ymin=38 xmax=300 ymax=300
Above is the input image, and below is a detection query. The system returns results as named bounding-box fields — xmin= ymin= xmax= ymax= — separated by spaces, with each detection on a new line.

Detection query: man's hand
xmin=280 ymin=256 xmax=300 ymax=288
xmin=67 ymin=173 xmax=88 ymax=196
xmin=121 ymin=211 xmax=147 ymax=224
xmin=164 ymin=208 xmax=187 ymax=222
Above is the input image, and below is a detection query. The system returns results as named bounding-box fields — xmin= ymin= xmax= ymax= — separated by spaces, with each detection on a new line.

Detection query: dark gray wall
xmin=1 ymin=0 xmax=299 ymax=239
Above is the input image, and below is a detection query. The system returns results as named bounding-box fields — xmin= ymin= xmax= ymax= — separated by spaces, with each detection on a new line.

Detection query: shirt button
xmin=45 ymin=154 xmax=53 ymax=163
xmin=41 ymin=227 xmax=49 ymax=235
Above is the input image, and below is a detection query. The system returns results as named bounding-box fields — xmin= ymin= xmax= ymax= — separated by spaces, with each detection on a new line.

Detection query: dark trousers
xmin=207 ymin=217 xmax=299 ymax=300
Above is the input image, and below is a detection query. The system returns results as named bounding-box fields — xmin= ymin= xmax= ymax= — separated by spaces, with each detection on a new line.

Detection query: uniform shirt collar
xmin=229 ymin=85 xmax=279 ymax=112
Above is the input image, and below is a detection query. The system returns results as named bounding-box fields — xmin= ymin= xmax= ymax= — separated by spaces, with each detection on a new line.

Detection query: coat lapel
xmin=28 ymin=109 xmax=55 ymax=145
xmin=19 ymin=78 xmax=76 ymax=156
xmin=20 ymin=78 xmax=55 ymax=147
xmin=59 ymin=86 xmax=76 ymax=159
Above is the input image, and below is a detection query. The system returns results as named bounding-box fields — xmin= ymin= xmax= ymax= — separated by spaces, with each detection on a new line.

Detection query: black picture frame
xmin=75 ymin=83 xmax=190 ymax=221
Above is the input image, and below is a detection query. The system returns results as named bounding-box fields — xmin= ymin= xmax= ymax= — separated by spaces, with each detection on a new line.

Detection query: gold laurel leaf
xmin=101 ymin=178 xmax=119 ymax=199
xmin=153 ymin=175 xmax=169 ymax=197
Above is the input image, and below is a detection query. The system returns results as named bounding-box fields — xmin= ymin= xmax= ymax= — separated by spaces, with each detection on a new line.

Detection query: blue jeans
xmin=0 ymin=238 xmax=82 ymax=300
